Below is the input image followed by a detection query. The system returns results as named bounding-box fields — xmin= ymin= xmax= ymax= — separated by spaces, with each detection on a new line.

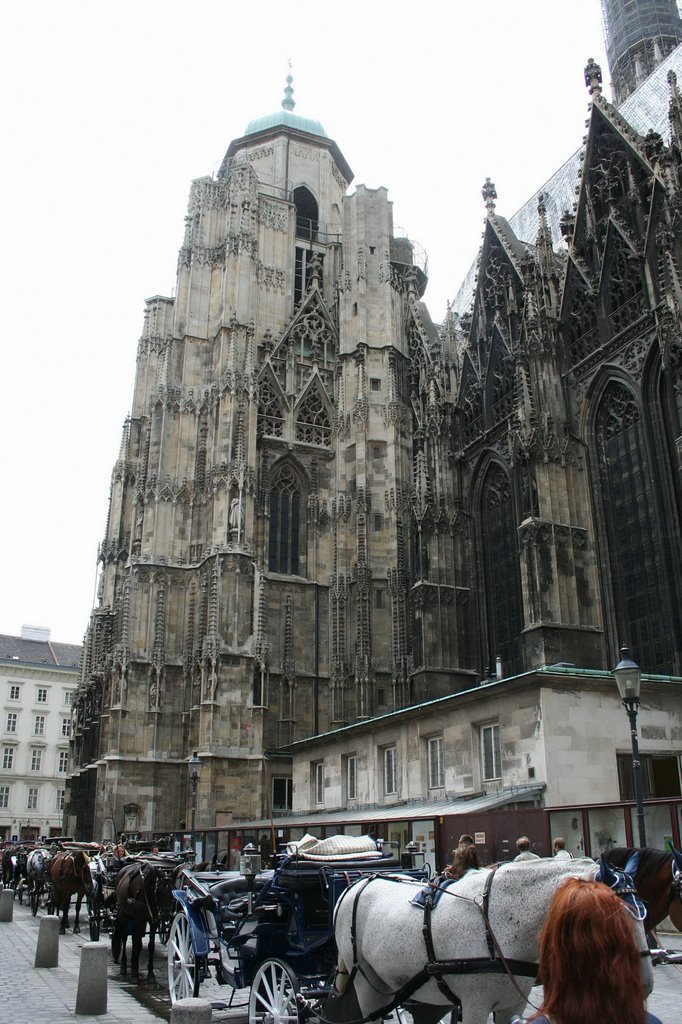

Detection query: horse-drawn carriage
xmin=165 ymin=837 xmax=662 ymax=1024
xmin=166 ymin=835 xmax=430 ymax=1021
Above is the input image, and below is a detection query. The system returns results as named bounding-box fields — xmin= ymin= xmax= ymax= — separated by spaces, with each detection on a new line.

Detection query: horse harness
xmin=54 ymin=852 xmax=90 ymax=886
xmin=339 ymin=867 xmax=539 ymax=1024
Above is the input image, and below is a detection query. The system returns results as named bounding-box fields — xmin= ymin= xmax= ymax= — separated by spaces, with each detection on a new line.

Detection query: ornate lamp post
xmin=613 ymin=646 xmax=646 ymax=847
xmin=187 ymin=751 xmax=203 ymax=850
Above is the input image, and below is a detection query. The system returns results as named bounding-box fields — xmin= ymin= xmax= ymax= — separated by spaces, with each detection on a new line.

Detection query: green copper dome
xmin=244 ymin=109 xmax=328 ymax=138
xmin=244 ymin=70 xmax=327 ymax=139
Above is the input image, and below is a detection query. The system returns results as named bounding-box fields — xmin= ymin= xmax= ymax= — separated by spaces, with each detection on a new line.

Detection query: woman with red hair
xmin=524 ymin=877 xmax=662 ymax=1024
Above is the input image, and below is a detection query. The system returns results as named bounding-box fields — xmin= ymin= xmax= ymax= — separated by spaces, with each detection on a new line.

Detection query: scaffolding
xmin=601 ymin=0 xmax=682 ymax=103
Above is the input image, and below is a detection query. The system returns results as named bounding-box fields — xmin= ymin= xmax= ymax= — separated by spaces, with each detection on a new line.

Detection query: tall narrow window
xmin=294 ymin=186 xmax=319 ymax=241
xmin=384 ymin=747 xmax=397 ymax=796
xmin=313 ymin=761 xmax=324 ymax=804
xmin=481 ymin=723 xmax=501 ymax=782
xmin=428 ymin=736 xmax=444 ymax=789
xmin=27 ymin=787 xmax=38 ymax=811
xmin=480 ymin=464 xmax=523 ymax=675
xmin=296 ymin=391 xmax=331 ymax=446
xmin=595 ymin=383 xmax=675 ymax=672
xmin=346 ymin=755 xmax=358 ymax=800
xmin=269 ymin=464 xmax=302 ymax=575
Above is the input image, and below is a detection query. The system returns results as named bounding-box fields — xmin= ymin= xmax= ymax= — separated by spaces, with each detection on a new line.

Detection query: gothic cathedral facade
xmin=69 ymin=62 xmax=682 ymax=838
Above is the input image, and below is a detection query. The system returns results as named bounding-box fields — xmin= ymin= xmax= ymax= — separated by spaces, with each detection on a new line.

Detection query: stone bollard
xmin=171 ymin=998 xmax=213 ymax=1024
xmin=34 ymin=914 xmax=60 ymax=967
xmin=75 ymin=942 xmax=108 ymax=1015
xmin=0 ymin=888 xmax=14 ymax=922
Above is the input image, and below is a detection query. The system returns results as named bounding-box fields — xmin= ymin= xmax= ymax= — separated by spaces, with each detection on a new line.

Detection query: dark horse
xmin=49 ymin=850 xmax=93 ymax=934
xmin=606 ymin=845 xmax=682 ymax=934
xmin=111 ymin=860 xmax=165 ymax=984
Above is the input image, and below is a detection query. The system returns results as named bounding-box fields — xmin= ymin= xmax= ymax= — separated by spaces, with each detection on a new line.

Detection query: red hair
xmin=531 ymin=877 xmax=646 ymax=1024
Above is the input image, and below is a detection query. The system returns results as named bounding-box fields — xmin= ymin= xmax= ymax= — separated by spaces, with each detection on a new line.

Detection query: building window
xmin=371 ymin=443 xmax=385 ymax=459
xmin=595 ymin=382 xmax=675 ymax=672
xmin=61 ymin=718 xmax=72 ymax=738
xmin=373 ymin=513 xmax=383 ymax=532
xmin=56 ymin=789 xmax=65 ymax=812
xmin=428 ymin=736 xmax=444 ymax=790
xmin=2 ymin=748 xmax=15 ymax=770
xmin=294 ymin=186 xmax=318 ymax=242
xmin=384 ymin=747 xmax=397 ymax=796
xmin=36 ymin=687 xmax=48 ymax=703
xmin=375 ymin=589 xmax=384 ymax=609
xmin=346 ymin=755 xmax=358 ymax=800
xmin=295 ymin=391 xmax=332 ymax=447
xmin=480 ymin=464 xmax=523 ymax=676
xmin=31 ymin=749 xmax=43 ymax=772
xmin=269 ymin=464 xmax=302 ymax=575
xmin=272 ymin=777 xmax=292 ymax=812
xmin=5 ymin=713 xmax=17 ymax=733
xmin=481 ymin=723 xmax=501 ymax=782
xmin=0 ymin=785 xmax=9 ymax=809
xmin=9 ymin=685 xmax=20 ymax=700
xmin=370 ymin=378 xmax=381 ymax=391
xmin=257 ymin=379 xmax=285 ymax=439
xmin=63 ymin=690 xmax=73 ymax=706
xmin=27 ymin=787 xmax=38 ymax=811
xmin=34 ymin=715 xmax=45 ymax=736
xmin=617 ymin=752 xmax=681 ymax=800
xmin=313 ymin=762 xmax=324 ymax=804
xmin=58 ymin=751 xmax=69 ymax=774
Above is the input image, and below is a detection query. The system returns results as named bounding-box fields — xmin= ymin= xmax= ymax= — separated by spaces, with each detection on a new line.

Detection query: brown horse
xmin=606 ymin=846 xmax=682 ymax=933
xmin=49 ymin=850 xmax=93 ymax=934
xmin=111 ymin=859 xmax=165 ymax=984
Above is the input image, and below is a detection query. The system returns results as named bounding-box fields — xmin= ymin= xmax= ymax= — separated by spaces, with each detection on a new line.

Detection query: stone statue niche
xmin=229 ymin=489 xmax=244 ymax=543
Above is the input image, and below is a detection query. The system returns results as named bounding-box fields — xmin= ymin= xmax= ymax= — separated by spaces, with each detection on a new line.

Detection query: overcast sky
xmin=0 ymin=0 xmax=613 ymax=645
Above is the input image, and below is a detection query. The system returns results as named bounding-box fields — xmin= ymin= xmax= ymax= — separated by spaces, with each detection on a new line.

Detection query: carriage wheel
xmin=248 ymin=958 xmax=300 ymax=1024
xmin=167 ymin=912 xmax=200 ymax=1003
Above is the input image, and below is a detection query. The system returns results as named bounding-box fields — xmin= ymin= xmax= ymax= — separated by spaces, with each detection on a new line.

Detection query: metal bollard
xmin=0 ymin=888 xmax=14 ymax=922
xmin=75 ymin=942 xmax=108 ymax=1015
xmin=34 ymin=914 xmax=60 ymax=967
xmin=171 ymin=997 xmax=213 ymax=1024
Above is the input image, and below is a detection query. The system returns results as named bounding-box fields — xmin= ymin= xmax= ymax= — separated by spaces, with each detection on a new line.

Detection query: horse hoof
xmin=59 ymin=927 xmax=66 ymax=935
xmin=73 ymin=926 xmax=80 ymax=934
xmin=131 ymin=974 xmax=140 ymax=984
xmin=120 ymin=967 xmax=127 ymax=977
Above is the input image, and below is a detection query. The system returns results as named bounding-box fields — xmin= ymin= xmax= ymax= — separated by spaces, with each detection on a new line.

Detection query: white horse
xmin=329 ymin=858 xmax=653 ymax=1024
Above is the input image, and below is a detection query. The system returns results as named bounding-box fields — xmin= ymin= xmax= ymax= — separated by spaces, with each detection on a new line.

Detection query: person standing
xmin=514 ymin=836 xmax=540 ymax=861
xmin=552 ymin=836 xmax=572 ymax=860
xmin=518 ymin=876 xmax=663 ymax=1024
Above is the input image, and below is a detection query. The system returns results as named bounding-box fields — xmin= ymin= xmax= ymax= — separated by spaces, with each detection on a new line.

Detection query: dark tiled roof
xmin=0 ymin=634 xmax=82 ymax=670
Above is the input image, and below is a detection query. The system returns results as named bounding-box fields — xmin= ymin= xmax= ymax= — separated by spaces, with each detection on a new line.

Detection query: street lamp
xmin=613 ymin=646 xmax=646 ymax=847
xmin=188 ymin=751 xmax=203 ymax=851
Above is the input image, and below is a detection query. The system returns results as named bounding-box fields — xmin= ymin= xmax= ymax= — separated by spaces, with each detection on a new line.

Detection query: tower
xmin=69 ymin=77 xmax=460 ymax=838
xmin=601 ymin=0 xmax=682 ymax=103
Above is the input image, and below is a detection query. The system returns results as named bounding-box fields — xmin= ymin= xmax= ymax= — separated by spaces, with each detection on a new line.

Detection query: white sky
xmin=0 ymin=0 xmax=610 ymax=645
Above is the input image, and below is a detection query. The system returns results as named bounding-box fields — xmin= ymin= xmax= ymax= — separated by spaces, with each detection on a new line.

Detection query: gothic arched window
xmin=257 ymin=379 xmax=284 ymax=438
xmin=294 ymin=186 xmax=318 ymax=241
xmin=595 ymin=382 xmax=674 ymax=672
xmin=268 ymin=464 xmax=303 ymax=575
xmin=480 ymin=464 xmax=523 ymax=675
xmin=295 ymin=390 xmax=331 ymax=446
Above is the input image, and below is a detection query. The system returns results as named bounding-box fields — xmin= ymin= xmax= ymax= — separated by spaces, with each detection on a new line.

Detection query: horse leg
xmin=147 ymin=923 xmax=157 ymax=983
xmin=73 ymin=891 xmax=82 ymax=933
xmin=130 ymin=922 xmax=142 ymax=984
xmin=119 ymin=928 xmax=129 ymax=977
xmin=59 ymin=898 xmax=69 ymax=935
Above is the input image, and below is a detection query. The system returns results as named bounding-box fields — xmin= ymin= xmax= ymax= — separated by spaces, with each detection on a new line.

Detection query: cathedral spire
xmin=282 ymin=63 xmax=295 ymax=112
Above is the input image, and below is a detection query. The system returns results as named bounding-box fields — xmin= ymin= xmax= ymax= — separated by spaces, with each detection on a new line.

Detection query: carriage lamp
xmin=187 ymin=751 xmax=203 ymax=851
xmin=613 ymin=646 xmax=646 ymax=848
xmin=402 ymin=840 xmax=419 ymax=869
xmin=240 ymin=843 xmax=262 ymax=911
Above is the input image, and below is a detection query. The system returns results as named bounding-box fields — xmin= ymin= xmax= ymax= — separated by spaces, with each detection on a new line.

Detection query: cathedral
xmin=68 ymin=0 xmax=682 ymax=840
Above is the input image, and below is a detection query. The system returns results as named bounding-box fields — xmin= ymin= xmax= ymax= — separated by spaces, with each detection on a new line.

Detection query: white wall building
xmin=0 ymin=626 xmax=81 ymax=841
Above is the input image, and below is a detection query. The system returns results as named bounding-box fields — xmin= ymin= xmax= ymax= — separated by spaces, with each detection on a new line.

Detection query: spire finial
xmin=584 ymin=57 xmax=602 ymax=97
xmin=482 ymin=177 xmax=497 ymax=213
xmin=282 ymin=60 xmax=296 ymax=112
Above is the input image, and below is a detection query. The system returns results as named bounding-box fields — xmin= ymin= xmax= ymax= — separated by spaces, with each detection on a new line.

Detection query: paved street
xmin=0 ymin=897 xmax=680 ymax=1022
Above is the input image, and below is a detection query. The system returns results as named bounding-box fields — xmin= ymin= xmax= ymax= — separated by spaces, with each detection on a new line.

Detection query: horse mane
xmin=606 ymin=846 xmax=670 ymax=884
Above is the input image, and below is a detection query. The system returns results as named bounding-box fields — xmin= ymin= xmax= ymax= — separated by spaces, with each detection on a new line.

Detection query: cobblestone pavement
xmin=0 ymin=897 xmax=680 ymax=1022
